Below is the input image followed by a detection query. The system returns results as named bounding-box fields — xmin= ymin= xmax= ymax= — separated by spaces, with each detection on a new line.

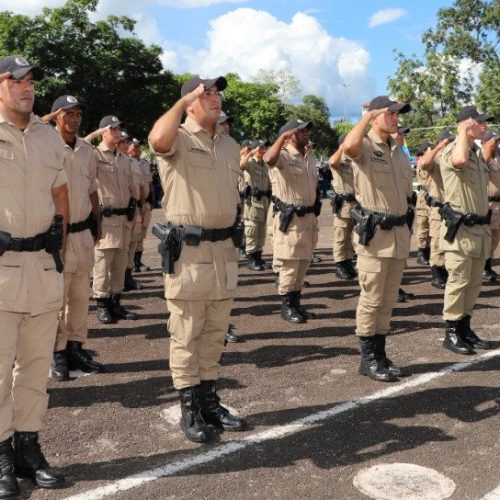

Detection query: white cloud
xmin=173 ymin=8 xmax=375 ymax=117
xmin=0 ymin=0 xmax=65 ymax=15
xmin=368 ymin=8 xmax=407 ymax=28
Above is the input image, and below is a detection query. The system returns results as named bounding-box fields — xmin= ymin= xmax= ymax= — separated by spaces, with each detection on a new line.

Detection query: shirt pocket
xmin=0 ymin=146 xmax=14 ymax=187
xmin=463 ymin=164 xmax=478 ymax=184
xmin=0 ymin=264 xmax=22 ymax=302
xmin=186 ymin=152 xmax=214 ymax=190
xmin=371 ymin=161 xmax=392 ymax=187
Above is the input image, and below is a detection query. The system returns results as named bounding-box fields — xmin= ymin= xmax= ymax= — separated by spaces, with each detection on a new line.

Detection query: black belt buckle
xmin=295 ymin=206 xmax=306 ymax=217
xmin=379 ymin=215 xmax=392 ymax=230
xmin=0 ymin=231 xmax=11 ymax=256
xmin=183 ymin=225 xmax=203 ymax=246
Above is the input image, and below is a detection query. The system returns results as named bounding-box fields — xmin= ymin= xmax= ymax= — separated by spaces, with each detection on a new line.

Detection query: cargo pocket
xmin=0 ymin=265 xmax=22 ymax=302
xmin=39 ymin=255 xmax=63 ymax=304
xmin=179 ymin=262 xmax=215 ymax=293
xmin=224 ymin=247 xmax=239 ymax=290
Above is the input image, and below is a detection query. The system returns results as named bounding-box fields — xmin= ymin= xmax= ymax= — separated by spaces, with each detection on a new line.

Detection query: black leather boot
xmin=96 ymin=298 xmax=114 ymax=324
xmin=110 ymin=294 xmax=138 ymax=320
xmin=66 ymin=341 xmax=105 ymax=373
xmin=397 ymin=288 xmax=414 ymax=303
xmin=443 ymin=320 xmax=474 ymax=355
xmin=134 ymin=251 xmax=150 ymax=272
xmin=246 ymin=252 xmax=265 ymax=271
xmin=417 ymin=247 xmax=430 ymax=265
xmin=200 ymin=380 xmax=247 ymax=432
xmin=373 ymin=334 xmax=405 ymax=377
xmin=358 ymin=336 xmax=398 ymax=382
xmin=483 ymin=258 xmax=497 ymax=282
xmin=335 ymin=260 xmax=355 ymax=280
xmin=280 ymin=293 xmax=306 ymax=324
xmin=124 ymin=268 xmax=143 ymax=291
xmin=431 ymin=266 xmax=447 ymax=289
xmin=460 ymin=315 xmax=493 ymax=350
xmin=225 ymin=324 xmax=244 ymax=343
xmin=51 ymin=351 xmax=69 ymax=381
xmin=291 ymin=290 xmax=315 ymax=319
xmin=255 ymin=251 xmax=268 ymax=269
xmin=178 ymin=386 xmax=212 ymax=443
xmin=13 ymin=432 xmax=64 ymax=489
xmin=345 ymin=259 xmax=358 ymax=278
xmin=0 ymin=437 xmax=19 ymax=499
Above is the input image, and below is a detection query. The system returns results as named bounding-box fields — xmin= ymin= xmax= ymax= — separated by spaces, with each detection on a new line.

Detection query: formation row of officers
xmin=0 ymin=54 xmax=498 ymax=496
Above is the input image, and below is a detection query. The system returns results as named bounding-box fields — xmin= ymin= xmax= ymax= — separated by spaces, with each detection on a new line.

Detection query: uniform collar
xmin=0 ymin=111 xmax=39 ymax=130
xmin=183 ymin=116 xmax=223 ymax=140
xmin=285 ymin=142 xmax=303 ymax=156
xmin=368 ymin=128 xmax=397 ymax=150
xmin=98 ymin=142 xmax=116 ymax=154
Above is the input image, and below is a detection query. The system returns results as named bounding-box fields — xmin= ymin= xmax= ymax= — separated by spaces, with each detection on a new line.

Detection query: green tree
xmin=0 ymin=0 xmax=179 ymax=139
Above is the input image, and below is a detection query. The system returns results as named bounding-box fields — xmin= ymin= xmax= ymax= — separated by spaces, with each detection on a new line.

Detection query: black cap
xmin=368 ymin=95 xmax=411 ymax=114
xmin=181 ymin=75 xmax=227 ymax=97
xmin=436 ymin=127 xmax=455 ymax=143
xmin=118 ymin=131 xmax=130 ymax=142
xmin=51 ymin=95 xmax=86 ymax=113
xmin=417 ymin=140 xmax=434 ymax=156
xmin=278 ymin=119 xmax=313 ymax=137
xmin=217 ymin=111 xmax=233 ymax=124
xmin=397 ymin=126 xmax=410 ymax=135
xmin=99 ymin=115 xmax=122 ymax=129
xmin=338 ymin=133 xmax=348 ymax=146
xmin=250 ymin=140 xmax=266 ymax=148
xmin=0 ymin=55 xmax=44 ymax=80
xmin=131 ymin=138 xmax=141 ymax=146
xmin=456 ymin=105 xmax=492 ymax=123
xmin=482 ymin=130 xmax=500 ymax=143
xmin=241 ymin=140 xmax=251 ymax=148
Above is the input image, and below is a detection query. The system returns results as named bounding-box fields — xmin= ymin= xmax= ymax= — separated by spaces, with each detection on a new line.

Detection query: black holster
xmin=45 ymin=215 xmax=64 ymax=273
xmin=152 ymin=223 xmax=183 ymax=274
xmin=126 ymin=198 xmax=137 ymax=222
xmin=231 ymin=218 xmax=244 ymax=248
xmin=439 ymin=203 xmax=464 ymax=243
xmin=0 ymin=231 xmax=11 ymax=256
xmin=350 ymin=206 xmax=376 ymax=246
xmin=326 ymin=190 xmax=343 ymax=215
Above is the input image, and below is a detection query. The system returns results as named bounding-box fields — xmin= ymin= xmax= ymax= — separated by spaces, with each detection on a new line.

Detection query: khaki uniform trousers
xmin=0 ymin=310 xmax=58 ymax=442
xmin=333 ymin=215 xmax=355 ymax=262
xmin=490 ymin=202 xmax=500 ymax=258
xmin=127 ymin=229 xmax=142 ymax=269
xmin=54 ymin=266 xmax=90 ymax=351
xmin=273 ymin=258 xmax=310 ymax=295
xmin=167 ymin=298 xmax=233 ymax=390
xmin=244 ymin=219 xmax=267 ymax=254
xmin=356 ymin=256 xmax=407 ymax=337
xmin=429 ymin=208 xmax=445 ymax=267
xmin=93 ymin=248 xmax=128 ymax=298
xmin=136 ymin=205 xmax=152 ymax=253
xmin=416 ymin=192 xmax=430 ymax=249
xmin=443 ymin=237 xmax=490 ymax=321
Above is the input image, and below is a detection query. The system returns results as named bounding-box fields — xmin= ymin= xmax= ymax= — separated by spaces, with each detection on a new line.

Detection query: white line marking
xmin=65 ymin=348 xmax=500 ymax=500
xmin=481 ymin=485 xmax=500 ymax=500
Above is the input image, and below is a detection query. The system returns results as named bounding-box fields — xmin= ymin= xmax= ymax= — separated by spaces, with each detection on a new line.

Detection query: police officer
xmin=42 ymin=95 xmax=105 ymax=380
xmin=439 ymin=105 xmax=493 ymax=354
xmin=149 ymin=75 xmax=246 ymax=444
xmin=242 ymin=140 xmax=271 ymax=271
xmin=263 ymin=120 xmax=319 ymax=324
xmin=0 ymin=56 xmax=68 ymax=496
xmin=481 ymin=130 xmax=500 ymax=281
xmin=418 ymin=129 xmax=455 ymax=289
xmin=415 ymin=162 xmax=432 ymax=266
xmin=90 ymin=117 xmax=138 ymax=323
xmin=129 ymin=138 xmax=154 ymax=273
xmin=328 ymin=132 xmax=357 ymax=280
xmin=343 ymin=96 xmax=413 ymax=382
xmin=217 ymin=111 xmax=233 ymax=136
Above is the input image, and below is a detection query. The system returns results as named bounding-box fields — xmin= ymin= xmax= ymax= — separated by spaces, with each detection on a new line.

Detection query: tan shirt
xmin=347 ymin=129 xmax=412 ymax=259
xmin=439 ymin=141 xmax=491 ymax=253
xmin=138 ymin=158 xmax=153 ymax=200
xmin=95 ymin=144 xmax=133 ymax=250
xmin=270 ymin=143 xmax=319 ymax=259
xmin=243 ymin=156 xmax=271 ymax=211
xmin=0 ymin=112 xmax=67 ymax=314
xmin=487 ymin=155 xmax=500 ymax=198
xmin=331 ymin=153 xmax=355 ymax=219
xmin=152 ymin=116 xmax=241 ymax=301
xmin=63 ymin=137 xmax=98 ymax=272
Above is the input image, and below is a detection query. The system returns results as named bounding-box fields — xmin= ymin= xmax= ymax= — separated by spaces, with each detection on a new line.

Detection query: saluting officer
xmin=439 ymin=106 xmax=493 ymax=354
xmin=328 ymin=132 xmax=357 ymax=280
xmin=88 ymin=117 xmax=138 ymax=323
xmin=42 ymin=95 xmax=105 ymax=380
xmin=481 ymin=130 xmax=500 ymax=281
xmin=149 ymin=75 xmax=246 ymax=444
xmin=343 ymin=96 xmax=413 ymax=382
xmin=418 ymin=129 xmax=455 ymax=289
xmin=0 ymin=56 xmax=68 ymax=496
xmin=242 ymin=140 xmax=271 ymax=271
xmin=263 ymin=120 xmax=320 ymax=324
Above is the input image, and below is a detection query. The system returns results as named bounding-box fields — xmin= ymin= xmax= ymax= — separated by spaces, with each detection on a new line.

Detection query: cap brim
xmin=109 ymin=122 xmax=122 ymax=129
xmin=203 ymin=76 xmax=227 ymax=92
xmin=11 ymin=66 xmax=44 ymax=80
xmin=389 ymin=102 xmax=411 ymax=114
xmin=476 ymin=113 xmax=494 ymax=123
xmin=297 ymin=121 xmax=313 ymax=130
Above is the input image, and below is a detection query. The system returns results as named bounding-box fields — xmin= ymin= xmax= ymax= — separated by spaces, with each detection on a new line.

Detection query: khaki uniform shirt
xmin=331 ymin=153 xmax=355 ymax=218
xmin=487 ymin=155 xmax=500 ymax=198
xmin=63 ymin=138 xmax=98 ymax=273
xmin=439 ymin=141 xmax=491 ymax=254
xmin=128 ymin=156 xmax=143 ymax=234
xmin=0 ymin=112 xmax=67 ymax=315
xmin=243 ymin=156 xmax=271 ymax=220
xmin=95 ymin=144 xmax=133 ymax=250
xmin=347 ymin=129 xmax=412 ymax=259
xmin=138 ymin=158 xmax=153 ymax=200
xmin=270 ymin=143 xmax=319 ymax=259
xmin=153 ymin=116 xmax=241 ymax=301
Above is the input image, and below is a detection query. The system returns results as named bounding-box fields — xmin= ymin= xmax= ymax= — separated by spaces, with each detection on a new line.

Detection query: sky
xmin=0 ymin=0 xmax=456 ymax=118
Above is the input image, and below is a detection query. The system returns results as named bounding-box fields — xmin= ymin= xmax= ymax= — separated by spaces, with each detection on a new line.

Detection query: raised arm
xmin=263 ymin=128 xmax=297 ymax=167
xmin=328 ymin=146 xmax=343 ymax=170
xmin=419 ymin=138 xmax=451 ymax=170
xmin=451 ymin=120 xmax=474 ymax=170
xmin=343 ymin=108 xmax=386 ymax=159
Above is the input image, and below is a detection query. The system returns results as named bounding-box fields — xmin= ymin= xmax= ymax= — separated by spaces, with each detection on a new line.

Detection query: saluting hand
xmin=280 ymin=128 xmax=298 ymax=141
xmin=41 ymin=107 xmax=63 ymax=123
xmin=369 ymin=107 xmax=389 ymax=121
xmin=0 ymin=72 xmax=11 ymax=84
xmin=181 ymin=83 xmax=205 ymax=109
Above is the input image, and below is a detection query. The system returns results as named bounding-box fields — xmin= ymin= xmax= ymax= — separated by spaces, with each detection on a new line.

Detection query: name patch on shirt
xmin=189 ymin=147 xmax=210 ymax=156
xmin=371 ymin=151 xmax=387 ymax=164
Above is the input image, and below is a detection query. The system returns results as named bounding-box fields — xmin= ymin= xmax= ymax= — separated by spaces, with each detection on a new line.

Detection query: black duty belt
xmin=417 ymin=185 xmax=428 ymax=192
xmin=360 ymin=207 xmax=408 ymax=230
xmin=272 ymin=196 xmax=316 ymax=217
xmin=5 ymin=232 xmax=47 ymax=252
xmin=337 ymin=192 xmax=356 ymax=202
xmin=67 ymin=213 xmax=92 ymax=234
xmin=462 ymin=211 xmax=492 ymax=226
xmin=101 ymin=206 xmax=128 ymax=217
xmin=244 ymin=186 xmax=272 ymax=200
xmin=488 ymin=196 xmax=500 ymax=202
xmin=169 ymin=223 xmax=237 ymax=246
xmin=424 ymin=192 xmax=444 ymax=209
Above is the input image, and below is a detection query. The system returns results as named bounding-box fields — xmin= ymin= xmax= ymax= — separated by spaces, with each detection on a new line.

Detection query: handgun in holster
xmin=231 ymin=217 xmax=244 ymax=248
xmin=126 ymin=197 xmax=137 ymax=222
xmin=244 ymin=185 xmax=252 ymax=205
xmin=152 ymin=223 xmax=183 ymax=274
xmin=88 ymin=212 xmax=99 ymax=239
xmin=45 ymin=215 xmax=64 ymax=273
xmin=351 ymin=207 xmax=375 ymax=246
xmin=313 ymin=189 xmax=322 ymax=217
xmin=279 ymin=206 xmax=295 ymax=233
xmin=326 ymin=190 xmax=342 ymax=215
xmin=406 ymin=207 xmax=415 ymax=230
xmin=0 ymin=231 xmax=11 ymax=257
xmin=439 ymin=202 xmax=464 ymax=243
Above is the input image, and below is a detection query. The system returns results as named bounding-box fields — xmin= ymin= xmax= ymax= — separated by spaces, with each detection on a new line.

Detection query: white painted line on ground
xmin=64 ymin=348 xmax=500 ymax=500
xmin=481 ymin=485 xmax=500 ymax=500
